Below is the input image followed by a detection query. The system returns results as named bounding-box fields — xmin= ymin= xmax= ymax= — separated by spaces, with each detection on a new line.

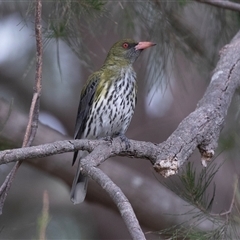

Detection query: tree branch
xmin=154 ymin=30 xmax=240 ymax=175
xmin=0 ymin=0 xmax=43 ymax=214
xmin=0 ymin=98 xmax=217 ymax=232
xmin=0 ymin=138 xmax=158 ymax=165
xmin=195 ymin=0 xmax=240 ymax=12
xmin=85 ymin=163 xmax=146 ymax=240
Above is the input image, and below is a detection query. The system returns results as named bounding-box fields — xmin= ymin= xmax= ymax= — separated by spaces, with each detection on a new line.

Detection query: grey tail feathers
xmin=70 ymin=158 xmax=88 ymax=204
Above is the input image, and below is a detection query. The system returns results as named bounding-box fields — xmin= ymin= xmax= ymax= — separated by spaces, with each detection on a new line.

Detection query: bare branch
xmin=85 ymin=162 xmax=146 ymax=240
xmin=0 ymin=138 xmax=158 ymax=165
xmin=0 ymin=0 xmax=43 ymax=213
xmin=23 ymin=0 xmax=43 ymax=148
xmin=196 ymin=0 xmax=240 ymax=12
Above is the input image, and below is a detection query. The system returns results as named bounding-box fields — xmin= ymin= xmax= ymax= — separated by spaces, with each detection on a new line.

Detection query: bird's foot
xmin=100 ymin=136 xmax=113 ymax=144
xmin=119 ymin=134 xmax=130 ymax=149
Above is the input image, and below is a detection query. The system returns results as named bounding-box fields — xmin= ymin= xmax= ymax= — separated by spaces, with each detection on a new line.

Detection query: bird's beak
xmin=135 ymin=41 xmax=156 ymax=50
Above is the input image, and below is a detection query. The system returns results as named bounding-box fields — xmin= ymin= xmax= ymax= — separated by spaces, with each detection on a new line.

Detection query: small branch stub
xmin=199 ymin=149 xmax=215 ymax=167
xmin=154 ymin=157 xmax=178 ymax=177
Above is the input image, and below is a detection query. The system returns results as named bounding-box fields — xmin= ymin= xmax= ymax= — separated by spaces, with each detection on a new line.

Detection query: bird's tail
xmin=70 ymin=152 xmax=88 ymax=204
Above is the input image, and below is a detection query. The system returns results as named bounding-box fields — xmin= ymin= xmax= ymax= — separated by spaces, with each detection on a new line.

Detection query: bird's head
xmin=104 ymin=39 xmax=156 ymax=66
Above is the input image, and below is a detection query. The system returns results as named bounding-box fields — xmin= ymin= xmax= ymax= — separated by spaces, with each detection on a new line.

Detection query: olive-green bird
xmin=71 ymin=39 xmax=156 ymax=204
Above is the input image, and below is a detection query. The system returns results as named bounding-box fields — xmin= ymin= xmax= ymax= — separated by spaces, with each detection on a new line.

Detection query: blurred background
xmin=0 ymin=0 xmax=240 ymax=239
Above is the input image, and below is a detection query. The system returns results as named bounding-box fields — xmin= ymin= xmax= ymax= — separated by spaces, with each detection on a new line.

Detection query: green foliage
xmin=180 ymin=162 xmax=216 ymax=211
xmin=80 ymin=0 xmax=105 ymax=12
xmin=158 ymin=161 xmax=240 ymax=239
xmin=178 ymin=0 xmax=188 ymax=7
xmin=46 ymin=0 xmax=106 ymax=39
xmin=42 ymin=0 xmax=107 ymax=70
xmin=13 ymin=0 xmax=240 ymax=89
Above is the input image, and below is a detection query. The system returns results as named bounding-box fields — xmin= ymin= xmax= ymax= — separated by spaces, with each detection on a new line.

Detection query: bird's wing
xmin=72 ymin=72 xmax=100 ymax=165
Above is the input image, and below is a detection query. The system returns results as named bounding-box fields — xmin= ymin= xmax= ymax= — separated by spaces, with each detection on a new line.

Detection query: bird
xmin=70 ymin=39 xmax=156 ymax=204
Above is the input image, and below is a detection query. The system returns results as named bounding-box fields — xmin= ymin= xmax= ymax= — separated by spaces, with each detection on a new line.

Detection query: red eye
xmin=122 ymin=42 xmax=129 ymax=49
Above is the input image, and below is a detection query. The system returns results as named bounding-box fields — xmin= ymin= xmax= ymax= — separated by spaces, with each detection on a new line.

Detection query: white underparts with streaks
xmin=83 ymin=67 xmax=137 ymax=139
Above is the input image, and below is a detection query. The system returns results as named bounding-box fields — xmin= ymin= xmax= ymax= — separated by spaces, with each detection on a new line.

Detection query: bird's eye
xmin=122 ymin=42 xmax=129 ymax=49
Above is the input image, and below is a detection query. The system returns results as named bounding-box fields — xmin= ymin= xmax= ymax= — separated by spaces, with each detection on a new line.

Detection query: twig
xmin=221 ymin=177 xmax=238 ymax=217
xmin=196 ymin=0 xmax=240 ymax=12
xmin=211 ymin=177 xmax=238 ymax=219
xmin=0 ymin=0 xmax=43 ymax=214
xmin=38 ymin=190 xmax=49 ymax=240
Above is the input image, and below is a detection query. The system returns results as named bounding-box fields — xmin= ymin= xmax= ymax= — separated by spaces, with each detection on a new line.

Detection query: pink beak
xmin=135 ymin=41 xmax=156 ymax=50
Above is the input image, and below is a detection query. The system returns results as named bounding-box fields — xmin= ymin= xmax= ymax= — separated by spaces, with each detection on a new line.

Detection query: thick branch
xmin=154 ymin=30 xmax=240 ymax=176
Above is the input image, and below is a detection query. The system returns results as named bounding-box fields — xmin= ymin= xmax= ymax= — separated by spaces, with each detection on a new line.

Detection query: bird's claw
xmin=101 ymin=136 xmax=113 ymax=144
xmin=119 ymin=135 xmax=130 ymax=149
